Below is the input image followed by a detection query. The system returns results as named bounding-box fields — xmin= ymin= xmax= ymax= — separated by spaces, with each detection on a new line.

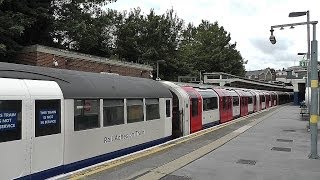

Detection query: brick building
xmin=245 ymin=68 xmax=276 ymax=82
xmin=16 ymin=45 xmax=153 ymax=78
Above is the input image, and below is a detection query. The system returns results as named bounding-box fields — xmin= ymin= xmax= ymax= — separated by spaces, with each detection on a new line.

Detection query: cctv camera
xmin=269 ymin=35 xmax=276 ymax=44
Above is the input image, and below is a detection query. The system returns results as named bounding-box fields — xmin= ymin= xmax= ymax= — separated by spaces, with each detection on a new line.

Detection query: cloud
xmin=250 ymin=37 xmax=294 ymax=55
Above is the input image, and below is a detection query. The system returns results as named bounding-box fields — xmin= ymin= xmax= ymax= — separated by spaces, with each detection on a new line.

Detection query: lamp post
xmin=269 ymin=20 xmax=318 ymax=159
xmin=156 ymin=60 xmax=165 ymax=81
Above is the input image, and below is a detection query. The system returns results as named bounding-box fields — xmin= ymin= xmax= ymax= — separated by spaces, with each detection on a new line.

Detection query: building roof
xmin=23 ymin=45 xmax=153 ymax=71
xmin=245 ymin=68 xmax=272 ymax=77
xmin=0 ymin=62 xmax=172 ymax=99
xmin=245 ymin=70 xmax=264 ymax=76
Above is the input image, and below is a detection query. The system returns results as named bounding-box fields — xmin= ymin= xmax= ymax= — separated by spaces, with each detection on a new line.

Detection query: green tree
xmin=115 ymin=8 xmax=144 ymax=62
xmin=0 ymin=0 xmax=53 ymax=62
xmin=0 ymin=0 xmax=116 ymax=62
xmin=179 ymin=20 xmax=245 ymax=77
xmin=52 ymin=0 xmax=117 ymax=57
xmin=115 ymin=8 xmax=187 ymax=80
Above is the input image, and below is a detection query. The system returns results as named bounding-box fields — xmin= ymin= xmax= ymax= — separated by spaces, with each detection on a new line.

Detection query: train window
xmin=203 ymin=97 xmax=218 ymax=111
xmin=233 ymin=96 xmax=239 ymax=106
xmin=127 ymin=99 xmax=144 ymax=123
xmin=103 ymin=99 xmax=124 ymax=127
xmin=146 ymin=99 xmax=160 ymax=120
xmin=261 ymin=96 xmax=265 ymax=102
xmin=203 ymin=98 xmax=208 ymax=111
xmin=212 ymin=97 xmax=218 ymax=109
xmin=0 ymin=100 xmax=22 ymax=143
xmin=207 ymin=75 xmax=220 ymax=79
xmin=248 ymin=97 xmax=253 ymax=104
xmin=74 ymin=99 xmax=100 ymax=131
xmin=191 ymin=98 xmax=198 ymax=116
xmin=166 ymin=100 xmax=171 ymax=117
xmin=35 ymin=100 xmax=61 ymax=137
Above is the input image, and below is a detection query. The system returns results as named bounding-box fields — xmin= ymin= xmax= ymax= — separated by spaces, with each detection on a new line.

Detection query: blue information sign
xmin=0 ymin=111 xmax=17 ymax=131
xmin=39 ymin=109 xmax=58 ymax=126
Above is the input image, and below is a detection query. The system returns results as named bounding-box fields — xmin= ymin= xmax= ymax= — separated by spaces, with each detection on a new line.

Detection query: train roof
xmin=0 ymin=62 xmax=172 ymax=99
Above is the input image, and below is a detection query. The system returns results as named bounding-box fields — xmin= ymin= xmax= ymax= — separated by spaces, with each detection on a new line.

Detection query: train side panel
xmin=24 ymin=80 xmax=64 ymax=179
xmin=196 ymin=89 xmax=220 ymax=128
xmin=63 ymin=98 xmax=170 ymax=172
xmin=0 ymin=78 xmax=30 ymax=180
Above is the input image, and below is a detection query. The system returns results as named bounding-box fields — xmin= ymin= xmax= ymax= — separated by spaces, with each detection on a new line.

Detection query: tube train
xmin=0 ymin=62 xmax=293 ymax=179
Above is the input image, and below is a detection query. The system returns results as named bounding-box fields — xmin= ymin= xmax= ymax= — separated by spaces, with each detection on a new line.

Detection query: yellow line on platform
xmin=68 ymin=108 xmax=276 ymax=180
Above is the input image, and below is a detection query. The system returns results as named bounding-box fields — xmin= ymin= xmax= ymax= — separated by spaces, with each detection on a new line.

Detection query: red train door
xmin=240 ymin=96 xmax=248 ymax=116
xmin=213 ymin=89 xmax=232 ymax=123
xmin=245 ymin=96 xmax=249 ymax=115
xmin=182 ymin=87 xmax=202 ymax=133
xmin=220 ymin=96 xmax=231 ymax=123
xmin=228 ymin=96 xmax=233 ymax=121
xmin=252 ymin=95 xmax=257 ymax=112
xmin=265 ymin=94 xmax=270 ymax=108
xmin=220 ymin=97 xmax=226 ymax=122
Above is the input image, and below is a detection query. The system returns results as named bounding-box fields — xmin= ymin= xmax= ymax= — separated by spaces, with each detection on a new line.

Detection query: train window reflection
xmin=0 ymin=100 xmax=22 ymax=143
xmin=127 ymin=99 xmax=144 ymax=123
xmin=74 ymin=99 xmax=100 ymax=131
xmin=146 ymin=99 xmax=160 ymax=120
xmin=103 ymin=99 xmax=124 ymax=127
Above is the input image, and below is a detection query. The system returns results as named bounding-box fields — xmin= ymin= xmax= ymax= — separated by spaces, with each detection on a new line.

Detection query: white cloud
xmin=107 ymin=0 xmax=320 ymax=71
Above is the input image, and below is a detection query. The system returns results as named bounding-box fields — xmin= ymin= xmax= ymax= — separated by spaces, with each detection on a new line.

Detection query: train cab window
xmin=166 ymin=100 xmax=171 ymax=118
xmin=103 ymin=99 xmax=124 ymax=127
xmin=233 ymin=96 xmax=239 ymax=106
xmin=74 ymin=99 xmax=100 ymax=131
xmin=248 ymin=97 xmax=253 ymax=104
xmin=127 ymin=99 xmax=144 ymax=123
xmin=0 ymin=100 xmax=22 ymax=143
xmin=35 ymin=100 xmax=61 ymax=137
xmin=261 ymin=96 xmax=265 ymax=102
xmin=146 ymin=99 xmax=160 ymax=120
xmin=191 ymin=98 xmax=198 ymax=116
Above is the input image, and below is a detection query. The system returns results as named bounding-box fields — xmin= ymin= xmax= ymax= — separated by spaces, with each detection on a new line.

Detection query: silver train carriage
xmin=0 ymin=62 xmax=172 ymax=179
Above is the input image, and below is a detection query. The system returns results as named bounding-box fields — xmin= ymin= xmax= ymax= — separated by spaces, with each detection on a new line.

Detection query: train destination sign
xmin=0 ymin=111 xmax=17 ymax=131
xmin=39 ymin=109 xmax=58 ymax=126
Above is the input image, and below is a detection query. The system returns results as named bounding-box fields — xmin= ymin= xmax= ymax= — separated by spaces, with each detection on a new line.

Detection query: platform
xmin=57 ymin=105 xmax=320 ymax=180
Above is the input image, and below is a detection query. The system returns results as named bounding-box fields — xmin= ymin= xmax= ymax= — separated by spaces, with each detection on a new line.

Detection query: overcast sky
xmin=107 ymin=0 xmax=319 ymax=71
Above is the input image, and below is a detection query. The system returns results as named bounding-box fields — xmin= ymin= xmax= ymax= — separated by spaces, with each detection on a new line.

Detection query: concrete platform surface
xmin=163 ymin=105 xmax=320 ymax=180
